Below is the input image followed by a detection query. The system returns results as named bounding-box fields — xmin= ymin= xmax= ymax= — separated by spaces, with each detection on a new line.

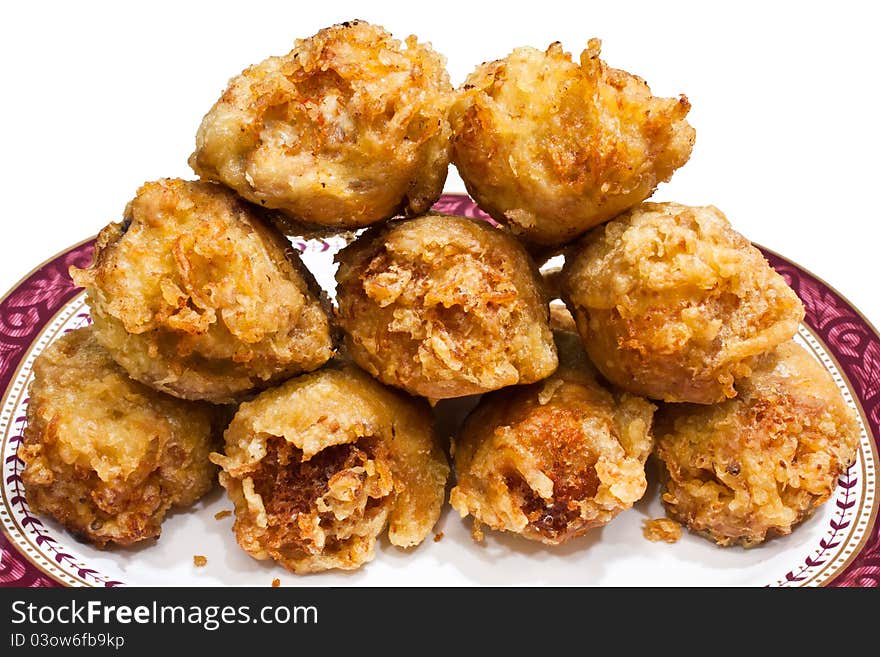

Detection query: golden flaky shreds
xmin=335 ymin=213 xmax=558 ymax=400
xmin=189 ymin=20 xmax=453 ymax=231
xmin=211 ymin=365 xmax=449 ymax=573
xmin=71 ymin=179 xmax=333 ymax=404
xmin=654 ymin=341 xmax=860 ymax=547
xmin=450 ymin=309 xmax=655 ymax=544
xmin=562 ymin=202 xmax=804 ymax=404
xmin=20 ymin=327 xmax=219 ymax=548
xmin=449 ymin=39 xmax=695 ymax=247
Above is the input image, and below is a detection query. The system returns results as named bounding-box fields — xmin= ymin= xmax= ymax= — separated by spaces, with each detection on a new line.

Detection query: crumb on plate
xmin=214 ymin=510 xmax=232 ymax=520
xmin=642 ymin=518 xmax=682 ymax=543
xmin=433 ymin=532 xmax=444 ymax=542
xmin=193 ymin=555 xmax=208 ymax=567
xmin=272 ymin=578 xmax=281 ymax=588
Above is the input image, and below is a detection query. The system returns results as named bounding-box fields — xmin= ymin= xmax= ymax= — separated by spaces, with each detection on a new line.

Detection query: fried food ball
xmin=654 ymin=341 xmax=860 ymax=547
xmin=71 ymin=179 xmax=334 ymax=404
xmin=19 ymin=327 xmax=219 ymax=548
xmin=561 ymin=202 xmax=805 ymax=404
xmin=211 ymin=364 xmax=449 ymax=573
xmin=189 ymin=20 xmax=453 ymax=231
xmin=449 ymin=39 xmax=695 ymax=247
xmin=449 ymin=309 xmax=655 ymax=544
xmin=334 ymin=213 xmax=558 ymax=400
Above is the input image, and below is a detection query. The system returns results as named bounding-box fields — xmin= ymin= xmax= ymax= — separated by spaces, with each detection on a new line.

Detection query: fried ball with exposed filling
xmin=449 ymin=39 xmax=695 ymax=247
xmin=71 ymin=179 xmax=334 ymax=404
xmin=562 ymin=202 xmax=804 ymax=404
xmin=211 ymin=364 xmax=449 ymax=573
xmin=189 ymin=20 xmax=453 ymax=231
xmin=334 ymin=213 xmax=558 ymax=400
xmin=654 ymin=341 xmax=860 ymax=547
xmin=20 ymin=327 xmax=220 ymax=548
xmin=450 ymin=309 xmax=655 ymax=544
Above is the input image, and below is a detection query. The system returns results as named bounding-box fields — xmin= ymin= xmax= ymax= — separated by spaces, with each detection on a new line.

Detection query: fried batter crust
xmin=335 ymin=213 xmax=558 ymax=400
xmin=189 ymin=20 xmax=452 ymax=230
xmin=449 ymin=39 xmax=695 ymax=247
xmin=71 ymin=179 xmax=333 ymax=403
xmin=211 ymin=365 xmax=449 ymax=573
xmin=450 ymin=318 xmax=655 ymax=544
xmin=562 ymin=202 xmax=804 ymax=404
xmin=642 ymin=518 xmax=682 ymax=543
xmin=654 ymin=341 xmax=860 ymax=547
xmin=20 ymin=327 xmax=219 ymax=548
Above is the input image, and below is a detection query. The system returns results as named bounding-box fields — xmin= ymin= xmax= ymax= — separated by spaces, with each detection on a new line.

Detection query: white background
xmin=2 ymin=1 xmax=879 ymax=326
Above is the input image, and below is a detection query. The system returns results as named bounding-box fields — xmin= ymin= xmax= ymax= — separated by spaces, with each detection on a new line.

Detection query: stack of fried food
xmin=21 ymin=20 xmax=859 ymax=574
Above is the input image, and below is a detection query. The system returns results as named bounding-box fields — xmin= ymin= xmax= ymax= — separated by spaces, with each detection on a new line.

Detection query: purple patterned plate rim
xmin=0 ymin=194 xmax=877 ymax=587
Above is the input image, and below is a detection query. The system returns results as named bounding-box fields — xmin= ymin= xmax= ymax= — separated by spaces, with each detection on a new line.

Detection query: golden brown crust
xmin=450 ymin=40 xmax=695 ymax=247
xmin=654 ymin=341 xmax=860 ymax=547
xmin=335 ymin=213 xmax=558 ymax=400
xmin=642 ymin=518 xmax=682 ymax=543
xmin=71 ymin=178 xmax=334 ymax=403
xmin=20 ymin=327 xmax=220 ymax=548
xmin=211 ymin=364 xmax=449 ymax=573
xmin=449 ymin=325 xmax=655 ymax=544
xmin=562 ymin=202 xmax=805 ymax=403
xmin=189 ymin=20 xmax=453 ymax=230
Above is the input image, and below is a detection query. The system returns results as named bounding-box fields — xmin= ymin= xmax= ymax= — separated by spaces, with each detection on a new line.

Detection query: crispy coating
xmin=71 ymin=179 xmax=333 ymax=404
xmin=642 ymin=518 xmax=682 ymax=543
xmin=211 ymin=364 xmax=449 ymax=573
xmin=562 ymin=202 xmax=804 ymax=404
xmin=449 ymin=39 xmax=695 ymax=247
xmin=189 ymin=20 xmax=453 ymax=231
xmin=335 ymin=213 xmax=558 ymax=400
xmin=20 ymin=327 xmax=219 ymax=548
xmin=450 ymin=318 xmax=655 ymax=544
xmin=654 ymin=341 xmax=860 ymax=547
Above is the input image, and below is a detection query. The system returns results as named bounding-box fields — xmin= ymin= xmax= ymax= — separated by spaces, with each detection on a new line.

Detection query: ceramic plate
xmin=1 ymin=194 xmax=877 ymax=587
